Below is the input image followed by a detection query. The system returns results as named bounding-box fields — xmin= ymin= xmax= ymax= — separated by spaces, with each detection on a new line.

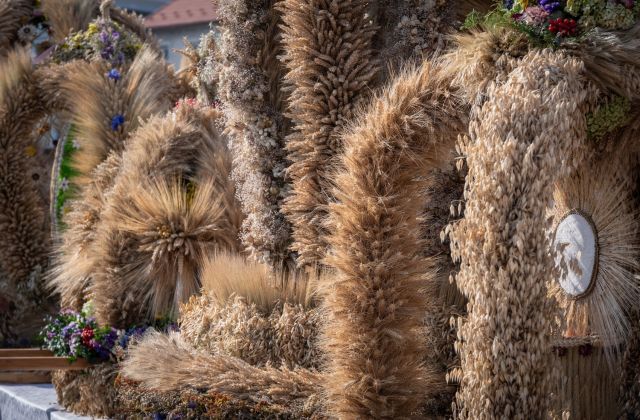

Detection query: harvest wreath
xmin=2 ymin=0 xmax=640 ymax=418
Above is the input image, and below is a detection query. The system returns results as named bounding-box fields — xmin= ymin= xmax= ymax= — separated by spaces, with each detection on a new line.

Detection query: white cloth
xmin=0 ymin=384 xmax=97 ymax=420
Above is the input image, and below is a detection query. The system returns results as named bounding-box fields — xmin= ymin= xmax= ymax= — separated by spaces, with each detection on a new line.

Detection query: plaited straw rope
xmin=448 ymin=49 xmax=597 ymax=419
xmin=278 ymin=0 xmax=378 ymax=269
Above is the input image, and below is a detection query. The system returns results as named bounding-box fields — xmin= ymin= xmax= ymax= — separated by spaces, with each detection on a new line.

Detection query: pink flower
xmin=520 ymin=6 xmax=549 ymax=26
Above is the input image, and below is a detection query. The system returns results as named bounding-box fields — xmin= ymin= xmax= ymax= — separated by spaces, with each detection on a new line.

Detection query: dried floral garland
xmin=53 ymin=17 xmax=142 ymax=65
xmin=464 ymin=0 xmax=640 ymax=47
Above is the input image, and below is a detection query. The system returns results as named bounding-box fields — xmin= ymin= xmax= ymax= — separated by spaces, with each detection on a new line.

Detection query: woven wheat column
xmin=323 ymin=62 xmax=465 ymax=418
xmin=278 ymin=0 xmax=378 ymax=269
xmin=449 ymin=49 xmax=594 ymax=418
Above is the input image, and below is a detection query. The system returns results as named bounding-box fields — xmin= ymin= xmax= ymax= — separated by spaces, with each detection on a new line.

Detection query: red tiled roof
xmin=145 ymin=0 xmax=218 ymax=28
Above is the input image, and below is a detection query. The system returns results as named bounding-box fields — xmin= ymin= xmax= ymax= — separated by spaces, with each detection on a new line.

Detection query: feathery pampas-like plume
xmin=217 ymin=0 xmax=292 ymax=266
xmin=0 ymin=0 xmax=33 ymax=57
xmin=122 ymin=331 xmax=321 ymax=412
xmin=62 ymin=45 xmax=174 ymax=186
xmin=90 ymin=106 xmax=242 ymax=327
xmin=322 ymin=61 xmax=466 ymax=418
xmin=447 ymin=50 xmax=597 ymax=418
xmin=0 ymin=48 xmax=49 ymax=293
xmin=278 ymin=0 xmax=378 ymax=269
xmin=41 ymin=0 xmax=99 ymax=43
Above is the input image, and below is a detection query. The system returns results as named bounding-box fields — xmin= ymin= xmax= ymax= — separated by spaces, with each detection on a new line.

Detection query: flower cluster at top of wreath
xmin=504 ymin=0 xmax=640 ymax=40
xmin=40 ymin=302 xmax=177 ymax=363
xmin=53 ymin=17 xmax=142 ymax=65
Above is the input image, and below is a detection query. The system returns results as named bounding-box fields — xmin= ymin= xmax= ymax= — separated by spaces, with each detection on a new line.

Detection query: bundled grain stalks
xmin=123 ymin=331 xmax=322 ymax=416
xmin=0 ymin=0 xmax=33 ymax=57
xmin=48 ymin=46 xmax=179 ymax=309
xmin=447 ymin=49 xmax=597 ymax=418
xmin=180 ymin=253 xmax=319 ymax=369
xmin=216 ymin=0 xmax=292 ymax=266
xmin=89 ymin=105 xmax=242 ymax=327
xmin=61 ymin=45 xmax=174 ymax=186
xmin=47 ymin=152 xmax=122 ymax=309
xmin=41 ymin=0 xmax=98 ymax=43
xmin=0 ymin=48 xmax=54 ymax=340
xmin=322 ymin=61 xmax=465 ymax=418
xmin=278 ymin=0 xmax=378 ymax=269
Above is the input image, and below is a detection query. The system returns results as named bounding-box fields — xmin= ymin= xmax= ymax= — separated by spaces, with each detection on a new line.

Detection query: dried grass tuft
xmin=90 ymin=107 xmax=242 ymax=327
xmin=41 ymin=0 xmax=98 ymax=43
xmin=63 ymin=45 xmax=174 ymax=185
xmin=48 ymin=151 xmax=122 ymax=310
xmin=199 ymin=253 xmax=315 ymax=313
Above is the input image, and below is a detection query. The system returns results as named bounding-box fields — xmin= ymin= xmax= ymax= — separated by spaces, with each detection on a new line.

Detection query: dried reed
xmin=322 ymin=62 xmax=465 ymax=418
xmin=278 ymin=0 xmax=378 ymax=268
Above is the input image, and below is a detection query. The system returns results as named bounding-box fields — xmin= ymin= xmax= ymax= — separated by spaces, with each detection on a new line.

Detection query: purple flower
xmin=99 ymin=30 xmax=109 ymax=44
xmin=111 ymin=114 xmax=125 ymax=131
xmin=539 ymin=0 xmax=561 ymax=13
xmin=107 ymin=68 xmax=121 ymax=81
xmin=112 ymin=31 xmax=120 ymax=40
xmin=101 ymin=45 xmax=114 ymax=60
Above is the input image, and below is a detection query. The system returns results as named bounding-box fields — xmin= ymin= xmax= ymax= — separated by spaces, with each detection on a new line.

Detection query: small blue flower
xmin=539 ymin=0 xmax=561 ymax=13
xmin=111 ymin=114 xmax=125 ymax=131
xmin=504 ymin=0 xmax=514 ymax=8
xmin=107 ymin=68 xmax=121 ymax=81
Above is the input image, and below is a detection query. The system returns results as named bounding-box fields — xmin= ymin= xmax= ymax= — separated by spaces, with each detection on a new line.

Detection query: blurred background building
xmin=115 ymin=0 xmax=170 ymax=15
xmin=135 ymin=0 xmax=218 ymax=68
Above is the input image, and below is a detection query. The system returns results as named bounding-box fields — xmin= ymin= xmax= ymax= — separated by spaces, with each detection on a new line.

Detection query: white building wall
xmin=152 ymin=23 xmax=218 ymax=69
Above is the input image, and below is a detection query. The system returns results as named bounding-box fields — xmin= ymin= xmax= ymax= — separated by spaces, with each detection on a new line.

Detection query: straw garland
xmin=0 ymin=0 xmax=33 ymax=57
xmin=448 ymin=49 xmax=596 ymax=418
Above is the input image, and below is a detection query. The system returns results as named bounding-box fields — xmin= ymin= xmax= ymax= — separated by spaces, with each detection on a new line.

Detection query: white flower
xmin=72 ymin=139 xmax=81 ymax=149
xmin=60 ymin=177 xmax=70 ymax=191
